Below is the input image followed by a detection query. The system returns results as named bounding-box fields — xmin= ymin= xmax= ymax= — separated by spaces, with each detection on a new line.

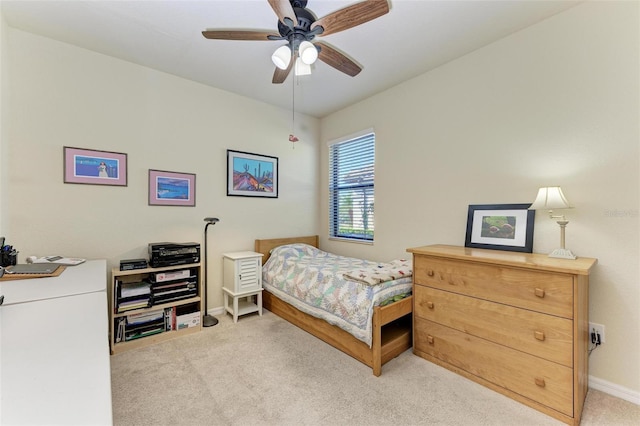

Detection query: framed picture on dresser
xmin=465 ymin=203 xmax=535 ymax=253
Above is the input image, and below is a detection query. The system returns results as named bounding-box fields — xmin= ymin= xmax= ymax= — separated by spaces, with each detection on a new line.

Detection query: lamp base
xmin=548 ymin=248 xmax=577 ymax=260
xmin=202 ymin=314 xmax=219 ymax=327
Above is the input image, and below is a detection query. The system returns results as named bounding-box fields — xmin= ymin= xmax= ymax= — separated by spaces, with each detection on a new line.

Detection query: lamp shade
xmin=299 ymin=41 xmax=318 ymax=65
xmin=294 ymin=57 xmax=311 ymax=75
xmin=529 ymin=186 xmax=572 ymax=210
xmin=272 ymin=45 xmax=292 ymax=70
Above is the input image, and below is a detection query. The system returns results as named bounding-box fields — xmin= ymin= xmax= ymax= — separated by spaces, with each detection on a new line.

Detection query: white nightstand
xmin=222 ymin=251 xmax=263 ymax=323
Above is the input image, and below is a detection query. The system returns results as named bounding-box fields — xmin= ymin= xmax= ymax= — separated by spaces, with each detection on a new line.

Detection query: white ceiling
xmin=1 ymin=0 xmax=581 ymax=118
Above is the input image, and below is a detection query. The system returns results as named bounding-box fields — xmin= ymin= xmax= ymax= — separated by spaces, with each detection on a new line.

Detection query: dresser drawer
xmin=414 ymin=318 xmax=573 ymax=416
xmin=414 ymin=255 xmax=574 ymax=318
xmin=414 ymin=286 xmax=573 ymax=366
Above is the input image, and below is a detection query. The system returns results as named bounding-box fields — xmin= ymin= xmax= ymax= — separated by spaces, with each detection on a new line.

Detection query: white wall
xmin=320 ymin=2 xmax=639 ymax=398
xmin=3 ymin=28 xmax=320 ymax=310
xmin=0 ymin=7 xmax=6 ymax=234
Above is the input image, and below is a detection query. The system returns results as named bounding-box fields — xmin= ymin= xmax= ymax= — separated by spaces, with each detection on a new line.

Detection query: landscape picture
xmin=465 ymin=204 xmax=534 ymax=253
xmin=480 ymin=215 xmax=516 ymax=239
xmin=156 ymin=176 xmax=190 ymax=200
xmin=148 ymin=169 xmax=195 ymax=206
xmin=227 ymin=150 xmax=278 ymax=198
xmin=232 ymin=157 xmax=274 ymax=193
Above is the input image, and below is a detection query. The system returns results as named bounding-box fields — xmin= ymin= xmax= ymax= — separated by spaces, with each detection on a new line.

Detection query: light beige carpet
xmin=111 ymin=311 xmax=639 ymax=426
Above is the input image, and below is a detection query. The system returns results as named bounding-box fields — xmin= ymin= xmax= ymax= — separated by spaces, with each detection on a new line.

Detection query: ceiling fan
xmin=202 ymin=0 xmax=390 ymax=84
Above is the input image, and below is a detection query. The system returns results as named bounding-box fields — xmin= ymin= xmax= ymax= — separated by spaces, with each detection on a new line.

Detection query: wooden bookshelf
xmin=108 ymin=263 xmax=202 ymax=354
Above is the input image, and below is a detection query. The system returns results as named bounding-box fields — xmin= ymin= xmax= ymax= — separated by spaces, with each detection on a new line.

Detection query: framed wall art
xmin=227 ymin=150 xmax=278 ymax=198
xmin=465 ymin=204 xmax=535 ymax=253
xmin=148 ymin=169 xmax=196 ymax=207
xmin=63 ymin=146 xmax=127 ymax=186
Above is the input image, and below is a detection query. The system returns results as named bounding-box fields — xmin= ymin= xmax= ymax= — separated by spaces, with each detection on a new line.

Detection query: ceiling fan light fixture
xmin=298 ymin=40 xmax=318 ymax=65
xmin=272 ymin=45 xmax=292 ymax=70
xmin=294 ymin=57 xmax=312 ymax=76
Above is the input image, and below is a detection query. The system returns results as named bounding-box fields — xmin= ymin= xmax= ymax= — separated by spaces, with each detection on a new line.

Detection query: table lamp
xmin=529 ymin=186 xmax=576 ymax=259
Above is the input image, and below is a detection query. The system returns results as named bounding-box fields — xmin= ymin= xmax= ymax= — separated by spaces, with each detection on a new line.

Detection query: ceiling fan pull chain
xmin=289 ymin=74 xmax=299 ymax=147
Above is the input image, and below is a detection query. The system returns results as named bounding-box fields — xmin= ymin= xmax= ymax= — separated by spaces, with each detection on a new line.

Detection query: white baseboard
xmin=589 ymin=375 xmax=640 ymax=405
xmin=207 ymin=306 xmax=225 ymax=317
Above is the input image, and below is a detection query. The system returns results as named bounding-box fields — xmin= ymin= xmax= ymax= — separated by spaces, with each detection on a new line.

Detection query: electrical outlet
xmin=589 ymin=322 xmax=605 ymax=344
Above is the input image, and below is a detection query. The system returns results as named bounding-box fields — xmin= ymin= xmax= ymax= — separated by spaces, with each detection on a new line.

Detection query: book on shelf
xmin=115 ymin=279 xmax=152 ymax=313
xmin=127 ymin=309 xmax=164 ymax=325
xmin=151 ymin=279 xmax=195 ymax=291
xmin=117 ymin=298 xmax=151 ymax=313
xmin=150 ymin=268 xmax=193 ymax=283
xmin=114 ymin=310 xmax=166 ymax=342
xmin=125 ymin=325 xmax=164 ymax=341
xmin=164 ymin=307 xmax=175 ymax=331
xmin=152 ymin=279 xmax=197 ymax=305
xmin=115 ymin=317 xmax=125 ymax=343
xmin=120 ymin=281 xmax=151 ymax=298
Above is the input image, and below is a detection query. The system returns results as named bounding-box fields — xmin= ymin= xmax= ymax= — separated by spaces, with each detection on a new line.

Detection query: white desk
xmin=0 ymin=260 xmax=113 ymax=425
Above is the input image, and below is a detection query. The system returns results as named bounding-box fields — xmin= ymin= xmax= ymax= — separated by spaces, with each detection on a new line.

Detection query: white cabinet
xmin=222 ymin=251 xmax=263 ymax=323
xmin=0 ymin=260 xmax=113 ymax=425
xmin=223 ymin=251 xmax=262 ymax=293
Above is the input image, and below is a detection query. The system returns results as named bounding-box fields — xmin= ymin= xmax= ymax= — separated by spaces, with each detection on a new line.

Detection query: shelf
xmin=114 ymin=262 xmax=201 ymax=277
xmin=109 ymin=262 xmax=203 ymax=354
xmin=113 ymin=295 xmax=201 ymax=318
xmin=232 ymin=299 xmax=260 ymax=316
xmin=110 ymin=325 xmax=200 ymax=355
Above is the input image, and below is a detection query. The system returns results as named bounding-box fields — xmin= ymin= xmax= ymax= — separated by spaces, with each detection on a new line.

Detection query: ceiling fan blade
xmin=311 ymin=0 xmax=389 ymax=37
xmin=315 ymin=42 xmax=362 ymax=77
xmin=202 ymin=30 xmax=279 ymax=41
xmin=272 ymin=55 xmax=294 ymax=84
xmin=268 ymin=0 xmax=298 ymax=28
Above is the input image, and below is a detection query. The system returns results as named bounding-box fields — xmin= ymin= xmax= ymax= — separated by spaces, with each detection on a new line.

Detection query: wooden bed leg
xmin=372 ymin=308 xmax=382 ymax=376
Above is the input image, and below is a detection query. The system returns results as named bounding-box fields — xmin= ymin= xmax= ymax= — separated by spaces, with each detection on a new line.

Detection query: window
xmin=329 ymin=130 xmax=375 ymax=242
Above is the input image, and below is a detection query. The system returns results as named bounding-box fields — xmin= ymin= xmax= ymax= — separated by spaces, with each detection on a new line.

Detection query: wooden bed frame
xmin=254 ymin=235 xmax=413 ymax=376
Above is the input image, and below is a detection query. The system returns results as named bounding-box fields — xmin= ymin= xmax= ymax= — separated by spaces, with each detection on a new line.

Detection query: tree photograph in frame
xmin=465 ymin=204 xmax=535 ymax=253
xmin=63 ymin=146 xmax=127 ymax=186
xmin=148 ymin=169 xmax=196 ymax=206
xmin=227 ymin=150 xmax=278 ymax=198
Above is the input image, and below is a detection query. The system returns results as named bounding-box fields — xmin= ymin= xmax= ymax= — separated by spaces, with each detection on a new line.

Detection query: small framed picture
xmin=63 ymin=146 xmax=127 ymax=186
xmin=148 ymin=169 xmax=196 ymax=207
xmin=465 ymin=204 xmax=535 ymax=253
xmin=227 ymin=150 xmax=278 ymax=198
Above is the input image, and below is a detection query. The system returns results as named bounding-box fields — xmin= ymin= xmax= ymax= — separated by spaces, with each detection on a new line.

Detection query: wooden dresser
xmin=407 ymin=245 xmax=597 ymax=425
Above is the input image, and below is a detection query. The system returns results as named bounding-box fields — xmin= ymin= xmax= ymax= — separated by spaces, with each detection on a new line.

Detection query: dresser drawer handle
xmin=427 ymin=335 xmax=434 ymax=345
xmin=534 ymin=288 xmax=545 ymax=298
xmin=427 ymin=301 xmax=435 ymax=309
xmin=427 ymin=270 xmax=435 ymax=277
xmin=534 ymin=331 xmax=546 ymax=341
xmin=535 ymin=377 xmax=546 ymax=388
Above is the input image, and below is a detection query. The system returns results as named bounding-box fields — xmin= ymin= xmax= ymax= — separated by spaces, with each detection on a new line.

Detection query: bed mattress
xmin=262 ymin=244 xmax=412 ymax=347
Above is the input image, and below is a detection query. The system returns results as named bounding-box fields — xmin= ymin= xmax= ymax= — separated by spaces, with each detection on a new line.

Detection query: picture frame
xmin=148 ymin=169 xmax=196 ymax=207
xmin=465 ymin=204 xmax=535 ymax=253
xmin=63 ymin=146 xmax=127 ymax=186
xmin=227 ymin=150 xmax=278 ymax=198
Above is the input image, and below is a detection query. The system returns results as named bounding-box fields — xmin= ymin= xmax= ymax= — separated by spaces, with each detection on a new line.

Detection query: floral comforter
xmin=262 ymin=244 xmax=413 ymax=347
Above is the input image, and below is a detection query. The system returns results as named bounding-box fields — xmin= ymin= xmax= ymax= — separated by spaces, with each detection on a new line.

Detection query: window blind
xmin=329 ymin=132 xmax=375 ymax=242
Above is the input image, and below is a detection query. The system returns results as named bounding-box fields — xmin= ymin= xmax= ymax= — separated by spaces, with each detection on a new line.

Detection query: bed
xmin=254 ymin=235 xmax=413 ymax=376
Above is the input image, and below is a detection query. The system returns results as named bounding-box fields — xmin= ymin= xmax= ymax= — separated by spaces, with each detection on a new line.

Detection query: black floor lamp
xmin=202 ymin=217 xmax=220 ymax=327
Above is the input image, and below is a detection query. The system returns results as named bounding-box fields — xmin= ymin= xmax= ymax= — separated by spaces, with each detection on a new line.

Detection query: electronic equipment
xmin=149 ymin=242 xmax=200 ymax=268
xmin=119 ymin=258 xmax=148 ymax=271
